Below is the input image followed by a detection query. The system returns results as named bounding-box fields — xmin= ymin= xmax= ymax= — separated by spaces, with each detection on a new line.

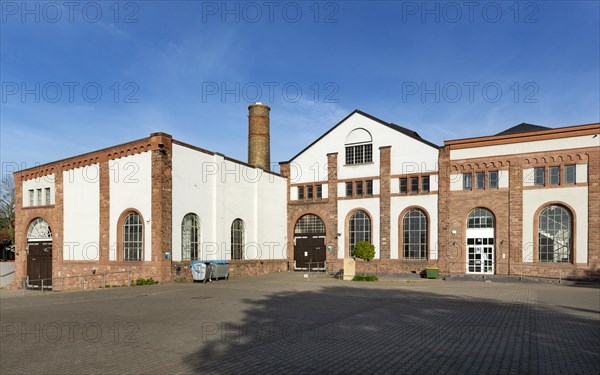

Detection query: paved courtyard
xmin=1 ymin=273 xmax=599 ymax=374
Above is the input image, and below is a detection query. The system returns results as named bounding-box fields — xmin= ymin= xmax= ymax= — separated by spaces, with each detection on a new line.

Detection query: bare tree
xmin=0 ymin=175 xmax=15 ymax=242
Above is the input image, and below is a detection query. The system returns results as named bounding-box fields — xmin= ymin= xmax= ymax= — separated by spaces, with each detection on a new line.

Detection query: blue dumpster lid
xmin=210 ymin=260 xmax=229 ymax=264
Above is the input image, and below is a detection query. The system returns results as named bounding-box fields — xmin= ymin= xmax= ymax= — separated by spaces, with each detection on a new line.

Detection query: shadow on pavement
xmin=183 ymin=285 xmax=600 ymax=374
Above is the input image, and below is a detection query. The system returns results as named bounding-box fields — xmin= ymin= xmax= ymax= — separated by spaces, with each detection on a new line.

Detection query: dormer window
xmin=345 ymin=128 xmax=373 ymax=165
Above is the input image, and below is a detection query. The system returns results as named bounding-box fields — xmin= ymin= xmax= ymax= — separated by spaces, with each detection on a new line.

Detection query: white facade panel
xmin=523 ymin=168 xmax=535 ymax=186
xmin=576 ymin=163 xmax=587 ymax=183
xmin=450 ymin=135 xmax=599 ymax=160
xmin=450 ymin=174 xmax=463 ymax=191
xmin=171 ymin=144 xmax=287 ymax=262
xmin=337 ymin=182 xmax=346 ymax=198
xmin=498 ymin=170 xmax=509 ymax=188
xmin=63 ymin=165 xmax=100 ymax=261
xmin=522 ymin=187 xmax=588 ymax=264
xmin=391 ymin=194 xmax=438 ymax=260
xmin=109 ymin=152 xmax=152 ymax=261
xmin=321 ymin=183 xmax=329 ymax=198
xmin=337 ymin=199 xmax=380 ymax=259
xmin=290 ymin=186 xmax=298 ymax=201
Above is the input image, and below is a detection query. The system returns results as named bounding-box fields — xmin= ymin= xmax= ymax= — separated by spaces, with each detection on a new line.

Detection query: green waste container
xmin=425 ymin=267 xmax=439 ymax=279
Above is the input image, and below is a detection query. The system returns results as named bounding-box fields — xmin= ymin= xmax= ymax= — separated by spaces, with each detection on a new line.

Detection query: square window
xmin=488 ymin=171 xmax=498 ymax=189
xmin=564 ymin=165 xmax=576 ymax=184
xmin=549 ymin=166 xmax=560 ymax=185
xmin=366 ymin=180 xmax=373 ymax=196
xmin=297 ymin=186 xmax=304 ymax=200
xmin=307 ymin=185 xmax=314 ymax=199
xmin=400 ymin=178 xmax=407 ymax=194
xmin=316 ymin=184 xmax=323 ymax=199
xmin=356 ymin=181 xmax=363 ymax=196
xmin=345 ymin=182 xmax=353 ymax=197
xmin=421 ymin=176 xmax=430 ymax=193
xmin=534 ymin=167 xmax=545 ymax=186
xmin=476 ymin=172 xmax=485 ymax=189
xmin=410 ymin=177 xmax=419 ymax=194
xmin=463 ymin=173 xmax=472 ymax=190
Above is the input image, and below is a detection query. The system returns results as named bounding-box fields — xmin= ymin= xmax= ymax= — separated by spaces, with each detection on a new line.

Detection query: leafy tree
xmin=352 ymin=241 xmax=375 ymax=261
xmin=0 ymin=176 xmax=15 ymax=242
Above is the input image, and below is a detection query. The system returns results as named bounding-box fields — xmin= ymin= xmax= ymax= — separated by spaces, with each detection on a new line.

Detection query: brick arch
xmin=398 ymin=206 xmax=431 ymax=260
xmin=344 ymin=208 xmax=373 ymax=258
xmin=116 ymin=208 xmax=146 ymax=262
xmin=532 ymin=202 xmax=577 ymax=265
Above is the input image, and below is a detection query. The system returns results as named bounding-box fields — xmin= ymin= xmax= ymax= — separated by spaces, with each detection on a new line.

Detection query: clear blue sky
xmin=1 ymin=1 xmax=599 ymax=174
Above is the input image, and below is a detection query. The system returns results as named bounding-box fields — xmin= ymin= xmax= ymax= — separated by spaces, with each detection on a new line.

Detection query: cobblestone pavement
xmin=1 ymin=274 xmax=599 ymax=374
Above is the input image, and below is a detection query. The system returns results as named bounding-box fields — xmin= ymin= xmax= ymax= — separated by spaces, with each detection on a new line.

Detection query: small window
xmin=421 ymin=176 xmax=430 ymax=193
xmin=534 ymin=167 xmax=545 ymax=186
xmin=488 ymin=171 xmax=498 ymax=189
xmin=410 ymin=177 xmax=419 ymax=194
xmin=307 ymin=185 xmax=314 ymax=199
xmin=36 ymin=189 xmax=42 ymax=206
xmin=399 ymin=178 xmax=407 ymax=194
xmin=356 ymin=181 xmax=363 ymax=197
xmin=316 ymin=184 xmax=323 ymax=199
xmin=366 ymin=180 xmax=373 ymax=196
xmin=45 ymin=188 xmax=51 ymax=205
xmin=549 ymin=166 xmax=560 ymax=185
xmin=564 ymin=165 xmax=576 ymax=184
xmin=463 ymin=173 xmax=472 ymax=190
xmin=29 ymin=190 xmax=34 ymax=206
xmin=475 ymin=172 xmax=485 ymax=189
xmin=345 ymin=182 xmax=353 ymax=197
xmin=297 ymin=186 xmax=304 ymax=200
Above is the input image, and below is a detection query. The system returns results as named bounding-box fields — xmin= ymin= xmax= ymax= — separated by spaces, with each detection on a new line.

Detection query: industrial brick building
xmin=12 ymin=105 xmax=600 ymax=289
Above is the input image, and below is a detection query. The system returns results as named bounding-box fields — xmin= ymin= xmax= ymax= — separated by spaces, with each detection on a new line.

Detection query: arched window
xmin=294 ymin=214 xmax=326 ymax=235
xmin=538 ymin=205 xmax=572 ymax=263
xmin=27 ymin=218 xmax=52 ymax=240
xmin=231 ymin=219 xmax=245 ymax=260
xmin=467 ymin=208 xmax=494 ymax=228
xmin=123 ymin=212 xmax=143 ymax=261
xmin=182 ymin=214 xmax=200 ymax=260
xmin=403 ymin=209 xmax=427 ymax=259
xmin=345 ymin=128 xmax=373 ymax=165
xmin=349 ymin=211 xmax=371 ymax=253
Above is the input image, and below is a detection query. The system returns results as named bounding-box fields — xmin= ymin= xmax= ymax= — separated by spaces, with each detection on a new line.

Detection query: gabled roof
xmin=495 ymin=123 xmax=550 ymax=136
xmin=281 ymin=109 xmax=438 ymax=163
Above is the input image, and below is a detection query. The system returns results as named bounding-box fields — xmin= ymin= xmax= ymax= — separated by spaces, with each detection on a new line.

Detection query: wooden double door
xmin=294 ymin=237 xmax=326 ymax=270
xmin=27 ymin=242 xmax=53 ymax=289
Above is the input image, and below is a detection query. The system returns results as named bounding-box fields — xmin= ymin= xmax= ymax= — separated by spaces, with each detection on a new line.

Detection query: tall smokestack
xmin=248 ymin=102 xmax=271 ymax=171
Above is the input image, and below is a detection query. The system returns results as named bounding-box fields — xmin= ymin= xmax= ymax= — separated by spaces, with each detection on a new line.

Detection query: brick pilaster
xmin=379 ymin=146 xmax=391 ymax=259
xmin=437 ymin=147 xmax=450 ymax=272
xmin=326 ymin=153 xmax=339 ymax=261
xmin=508 ymin=160 xmax=523 ymax=274
xmin=99 ymin=161 xmax=110 ymax=262
xmin=588 ymin=152 xmax=600 ymax=266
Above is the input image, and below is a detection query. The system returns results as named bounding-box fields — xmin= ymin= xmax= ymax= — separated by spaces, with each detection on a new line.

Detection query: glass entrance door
xmin=467 ymin=237 xmax=494 ymax=274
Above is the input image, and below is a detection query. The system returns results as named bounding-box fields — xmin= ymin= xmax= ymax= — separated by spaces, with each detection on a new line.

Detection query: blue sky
xmin=1 ymin=0 xmax=599 ymax=174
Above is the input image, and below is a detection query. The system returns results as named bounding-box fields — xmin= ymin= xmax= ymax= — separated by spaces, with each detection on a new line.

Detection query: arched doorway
xmin=294 ymin=214 xmax=326 ymax=270
xmin=466 ymin=208 xmax=495 ymax=274
xmin=26 ymin=218 xmax=53 ymax=289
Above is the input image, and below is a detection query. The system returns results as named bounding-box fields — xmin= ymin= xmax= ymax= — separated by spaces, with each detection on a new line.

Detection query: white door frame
xmin=466 ymin=228 xmax=495 ymax=274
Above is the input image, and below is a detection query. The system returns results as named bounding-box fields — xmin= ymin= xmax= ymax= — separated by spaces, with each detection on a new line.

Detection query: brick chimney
xmin=248 ymin=102 xmax=271 ymax=171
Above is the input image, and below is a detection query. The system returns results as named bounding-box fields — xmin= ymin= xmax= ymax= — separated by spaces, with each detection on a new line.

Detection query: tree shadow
xmin=183 ymin=285 xmax=600 ymax=374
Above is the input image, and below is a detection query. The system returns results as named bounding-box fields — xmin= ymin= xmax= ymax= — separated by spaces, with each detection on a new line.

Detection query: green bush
xmin=352 ymin=275 xmax=379 ymax=282
xmin=352 ymin=241 xmax=375 ymax=261
xmin=134 ymin=278 xmax=158 ymax=286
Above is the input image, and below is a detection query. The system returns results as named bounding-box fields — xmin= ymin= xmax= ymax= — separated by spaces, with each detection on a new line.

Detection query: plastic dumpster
xmin=425 ymin=267 xmax=439 ymax=279
xmin=209 ymin=260 xmax=229 ymax=281
xmin=190 ymin=261 xmax=212 ymax=283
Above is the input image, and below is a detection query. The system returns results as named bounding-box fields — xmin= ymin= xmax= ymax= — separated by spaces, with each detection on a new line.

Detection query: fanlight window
xmin=467 ymin=208 xmax=494 ymax=229
xmin=231 ymin=219 xmax=245 ymax=260
xmin=349 ymin=211 xmax=371 ymax=252
xmin=182 ymin=214 xmax=200 ymax=261
xmin=27 ymin=218 xmax=52 ymax=240
xmin=538 ymin=205 xmax=572 ymax=263
xmin=294 ymin=214 xmax=326 ymax=235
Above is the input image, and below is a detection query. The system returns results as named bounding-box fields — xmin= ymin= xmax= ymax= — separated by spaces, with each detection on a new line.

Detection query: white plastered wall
xmin=22 ymin=174 xmax=55 ymax=206
xmin=63 ymin=165 xmax=100 ymax=261
xmin=522 ymin=187 xmax=588 ymax=264
xmin=390 ymin=194 xmax=438 ymax=260
xmin=109 ymin=152 xmax=152 ymax=261
xmin=171 ymin=144 xmax=287 ymax=261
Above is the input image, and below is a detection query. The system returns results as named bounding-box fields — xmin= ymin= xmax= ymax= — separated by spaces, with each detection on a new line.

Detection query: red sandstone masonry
xmin=379 ymin=147 xmax=391 ymax=259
